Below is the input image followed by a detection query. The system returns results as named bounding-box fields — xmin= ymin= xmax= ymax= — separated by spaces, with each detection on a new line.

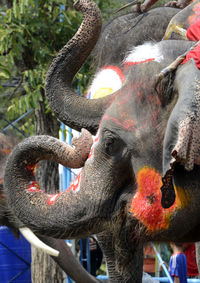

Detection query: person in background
xmin=169 ymin=242 xmax=187 ymax=283
xmin=143 ymin=243 xmax=157 ymax=277
xmin=183 ymin=243 xmax=199 ymax=279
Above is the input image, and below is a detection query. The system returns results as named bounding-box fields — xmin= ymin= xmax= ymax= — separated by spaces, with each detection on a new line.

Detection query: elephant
xmin=93 ymin=5 xmax=179 ymax=67
xmin=0 ymin=133 xmax=99 ymax=283
xmin=4 ymin=0 xmax=200 ymax=282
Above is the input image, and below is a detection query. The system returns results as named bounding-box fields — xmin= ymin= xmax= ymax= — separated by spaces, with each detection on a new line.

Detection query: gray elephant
xmin=4 ymin=0 xmax=200 ymax=282
xmin=0 ymin=133 xmax=99 ymax=283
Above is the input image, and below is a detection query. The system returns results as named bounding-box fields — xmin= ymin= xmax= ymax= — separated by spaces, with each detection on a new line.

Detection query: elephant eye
xmin=104 ymin=137 xmax=119 ymax=156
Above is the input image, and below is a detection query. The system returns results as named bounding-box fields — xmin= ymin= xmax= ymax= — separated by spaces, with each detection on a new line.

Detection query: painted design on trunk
xmin=65 ymin=173 xmax=82 ymax=193
xmin=27 ymin=181 xmax=41 ymax=193
xmin=130 ymin=167 xmax=191 ymax=231
xmin=26 ymin=173 xmax=83 ymax=206
xmin=47 ymin=193 xmax=61 ymax=206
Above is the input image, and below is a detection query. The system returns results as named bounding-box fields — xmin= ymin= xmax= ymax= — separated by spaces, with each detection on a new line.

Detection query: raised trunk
xmin=45 ymin=0 xmax=114 ymax=135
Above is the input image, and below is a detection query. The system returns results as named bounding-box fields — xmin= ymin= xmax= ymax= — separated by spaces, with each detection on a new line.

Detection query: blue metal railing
xmin=96 ymin=275 xmax=200 ymax=282
xmin=79 ymin=238 xmax=91 ymax=274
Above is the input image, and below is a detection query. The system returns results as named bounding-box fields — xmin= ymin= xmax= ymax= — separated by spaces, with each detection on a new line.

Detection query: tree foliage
xmin=0 ymin=0 xmax=129 ymax=136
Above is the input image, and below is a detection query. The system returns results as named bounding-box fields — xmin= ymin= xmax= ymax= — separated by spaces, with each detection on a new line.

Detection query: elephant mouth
xmin=110 ymin=182 xmax=134 ymax=217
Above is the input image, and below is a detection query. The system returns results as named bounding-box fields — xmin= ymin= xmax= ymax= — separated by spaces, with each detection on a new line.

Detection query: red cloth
xmin=182 ymin=20 xmax=200 ymax=69
xmin=187 ymin=20 xmax=200 ymax=41
xmin=182 ymin=43 xmax=200 ymax=69
xmin=184 ymin=244 xmax=199 ymax=277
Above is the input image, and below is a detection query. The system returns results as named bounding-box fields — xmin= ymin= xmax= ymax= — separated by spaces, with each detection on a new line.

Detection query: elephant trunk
xmin=4 ymin=130 xmax=94 ymax=238
xmin=41 ymin=237 xmax=100 ymax=283
xmin=45 ymin=0 xmax=114 ymax=135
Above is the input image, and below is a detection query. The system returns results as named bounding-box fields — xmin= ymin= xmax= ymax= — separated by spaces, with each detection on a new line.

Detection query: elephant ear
xmin=163 ymin=59 xmax=200 ymax=195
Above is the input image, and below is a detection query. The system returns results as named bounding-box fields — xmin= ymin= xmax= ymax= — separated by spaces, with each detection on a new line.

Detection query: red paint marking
xmin=94 ymin=135 xmax=99 ymax=143
xmin=102 ymin=115 xmax=135 ymax=131
xmin=65 ymin=173 xmax=82 ymax=193
xmin=88 ymin=147 xmax=94 ymax=159
xmin=103 ymin=65 xmax=125 ymax=83
xmin=88 ymin=134 xmax=99 ymax=159
xmin=47 ymin=193 xmax=61 ymax=206
xmin=124 ymin=58 xmax=155 ymax=68
xmin=27 ymin=181 xmax=41 ymax=193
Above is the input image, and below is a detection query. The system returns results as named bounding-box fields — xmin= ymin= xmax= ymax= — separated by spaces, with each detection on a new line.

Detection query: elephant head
xmin=4 ymin=0 xmax=200 ymax=281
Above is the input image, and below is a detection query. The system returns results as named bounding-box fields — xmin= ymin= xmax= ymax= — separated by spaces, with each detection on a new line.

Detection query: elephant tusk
xmin=19 ymin=227 xmax=59 ymax=257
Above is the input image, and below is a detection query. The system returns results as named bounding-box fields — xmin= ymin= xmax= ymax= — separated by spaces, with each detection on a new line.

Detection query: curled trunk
xmin=4 ymin=131 xmax=93 ymax=238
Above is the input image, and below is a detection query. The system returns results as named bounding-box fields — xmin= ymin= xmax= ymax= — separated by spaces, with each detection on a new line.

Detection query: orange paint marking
xmin=129 ymin=167 xmax=190 ymax=232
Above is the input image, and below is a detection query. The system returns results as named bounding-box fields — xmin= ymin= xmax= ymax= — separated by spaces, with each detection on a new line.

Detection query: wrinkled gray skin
xmin=0 ymin=133 xmax=98 ymax=283
xmin=4 ymin=0 xmax=200 ymax=282
xmin=94 ymin=6 xmax=179 ymax=67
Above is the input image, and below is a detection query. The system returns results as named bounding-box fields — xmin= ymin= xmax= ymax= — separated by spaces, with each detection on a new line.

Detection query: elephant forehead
xmin=124 ymin=42 xmax=164 ymax=65
xmin=87 ymin=66 xmax=124 ymax=99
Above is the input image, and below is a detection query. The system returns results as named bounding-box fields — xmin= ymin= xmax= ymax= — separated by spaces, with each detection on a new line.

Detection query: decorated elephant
xmin=4 ymin=0 xmax=200 ymax=282
xmin=93 ymin=5 xmax=179 ymax=67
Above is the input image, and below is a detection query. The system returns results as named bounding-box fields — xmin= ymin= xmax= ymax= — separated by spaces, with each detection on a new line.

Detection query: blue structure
xmin=79 ymin=238 xmax=91 ymax=274
xmin=60 ymin=123 xmax=73 ymax=283
xmin=0 ymin=227 xmax=31 ymax=283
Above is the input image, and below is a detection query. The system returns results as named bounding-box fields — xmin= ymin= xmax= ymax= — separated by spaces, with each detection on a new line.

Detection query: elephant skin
xmin=4 ymin=0 xmax=200 ymax=282
xmin=0 ymin=133 xmax=99 ymax=283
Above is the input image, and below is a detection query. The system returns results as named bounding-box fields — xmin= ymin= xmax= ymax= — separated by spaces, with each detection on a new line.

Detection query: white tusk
xmin=66 ymin=241 xmax=72 ymax=248
xmin=19 ymin=227 xmax=59 ymax=257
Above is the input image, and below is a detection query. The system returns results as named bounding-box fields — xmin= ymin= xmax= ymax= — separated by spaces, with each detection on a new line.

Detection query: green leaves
xmin=0 ymin=0 xmax=125 ymax=135
xmin=0 ymin=0 xmax=83 ymax=134
xmin=0 ymin=64 xmax=11 ymax=80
